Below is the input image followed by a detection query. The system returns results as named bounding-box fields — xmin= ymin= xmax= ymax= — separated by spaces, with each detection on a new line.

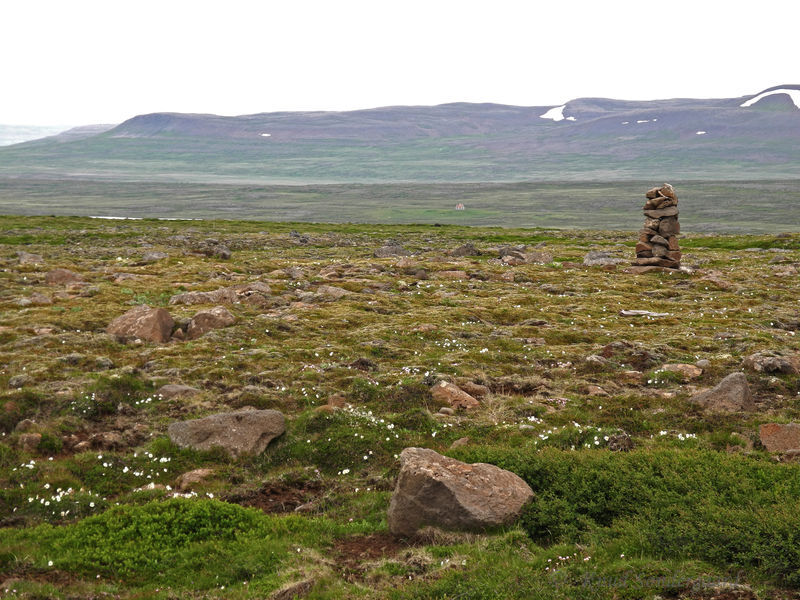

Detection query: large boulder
xmin=688 ymin=373 xmax=754 ymax=412
xmin=759 ymin=423 xmax=800 ymax=453
xmin=388 ymin=447 xmax=533 ymax=537
xmin=186 ymin=306 xmax=236 ymax=340
xmin=106 ymin=305 xmax=175 ymax=343
xmin=168 ymin=409 xmax=285 ymax=457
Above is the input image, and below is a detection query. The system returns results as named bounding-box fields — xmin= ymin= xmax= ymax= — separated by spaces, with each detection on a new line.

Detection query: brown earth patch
xmin=332 ymin=532 xmax=424 ymax=581
xmin=226 ymin=480 xmax=324 ymax=514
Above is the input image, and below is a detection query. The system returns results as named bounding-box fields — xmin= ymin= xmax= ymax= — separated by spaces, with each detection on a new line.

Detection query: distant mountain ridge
xmin=1 ymin=85 xmax=798 ymax=182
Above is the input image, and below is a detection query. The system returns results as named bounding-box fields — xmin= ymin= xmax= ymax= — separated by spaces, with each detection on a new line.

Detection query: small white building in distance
xmin=454 ymin=203 xmax=465 ymax=210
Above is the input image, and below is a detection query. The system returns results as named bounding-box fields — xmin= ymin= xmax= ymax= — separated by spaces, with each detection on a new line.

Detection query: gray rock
xmin=388 ymin=447 xmax=534 ymax=536
xmin=141 ymin=251 xmax=168 ymax=263
xmin=8 ymin=374 xmax=32 ymax=388
xmin=95 ymin=357 xmax=115 ymax=370
xmin=743 ymin=351 xmax=798 ymax=375
xmin=168 ymin=409 xmax=285 ymax=457
xmin=17 ymin=251 xmax=44 ymax=265
xmin=689 ymin=373 xmax=754 ymax=412
xmin=583 ymin=251 xmax=627 ymax=267
xmin=450 ymin=243 xmax=481 ymax=257
xmin=374 ymin=244 xmax=411 ymax=258
xmin=157 ymin=384 xmax=201 ymax=399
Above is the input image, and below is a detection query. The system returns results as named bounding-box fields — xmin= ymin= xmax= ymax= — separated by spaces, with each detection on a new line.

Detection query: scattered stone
xmin=95 ymin=357 xmax=115 ymax=370
xmin=314 ymin=285 xmax=352 ymax=300
xmin=660 ymin=363 xmax=703 ymax=381
xmin=430 ymin=381 xmax=480 ymax=410
xmin=169 ymin=282 xmax=271 ymax=306
xmin=586 ymin=385 xmax=609 ymax=397
xmin=450 ymin=242 xmax=481 ymax=257
xmin=743 ymin=351 xmax=798 ymax=375
xmin=375 ymin=244 xmax=411 ymax=258
xmin=186 ymin=306 xmax=236 ymax=340
xmin=17 ymin=251 xmax=43 ymax=265
xmin=759 ymin=423 xmax=800 ymax=453
xmin=8 ymin=374 xmax=32 ymax=388
xmin=107 ymin=305 xmax=175 ymax=343
xmin=438 ymin=407 xmax=454 ymax=416
xmin=619 ymin=310 xmax=670 ymax=317
xmin=449 ymin=437 xmax=471 ymax=449
xmin=140 ymin=251 xmax=168 ymax=263
xmin=387 ymin=447 xmax=534 ymax=536
xmin=28 ymin=292 xmax=52 ymax=305
xmin=435 ymin=270 xmax=468 ymax=280
xmin=607 ymin=433 xmax=634 ymax=452
xmin=689 ymin=373 xmax=754 ymax=412
xmin=695 ymin=359 xmax=711 ymax=370
xmin=175 ymin=468 xmax=215 ymax=491
xmin=18 ymin=433 xmax=42 ymax=453
xmin=687 ymin=580 xmax=757 ymax=600
xmin=157 ymin=384 xmax=201 ymax=399
xmin=698 ymin=270 xmax=732 ymax=290
xmin=619 ymin=371 xmax=644 ymax=385
xmin=14 ymin=419 xmax=36 ymax=432
xmin=168 ymin=409 xmax=286 ymax=457
xmin=89 ymin=431 xmax=125 ymax=450
xmin=45 ymin=268 xmax=84 ymax=285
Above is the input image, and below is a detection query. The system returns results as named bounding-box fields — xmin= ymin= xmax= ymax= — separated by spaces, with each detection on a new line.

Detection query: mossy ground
xmin=0 ymin=215 xmax=799 ymax=599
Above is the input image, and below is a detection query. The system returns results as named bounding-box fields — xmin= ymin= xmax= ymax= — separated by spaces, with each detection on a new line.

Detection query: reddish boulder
xmin=107 ymin=305 xmax=175 ymax=343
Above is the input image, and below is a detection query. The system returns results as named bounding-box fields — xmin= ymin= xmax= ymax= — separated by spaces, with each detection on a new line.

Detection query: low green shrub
xmin=450 ymin=446 xmax=800 ymax=585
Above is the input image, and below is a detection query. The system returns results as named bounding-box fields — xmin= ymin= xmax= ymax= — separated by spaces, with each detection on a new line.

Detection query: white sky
xmin=1 ymin=0 xmax=797 ymax=126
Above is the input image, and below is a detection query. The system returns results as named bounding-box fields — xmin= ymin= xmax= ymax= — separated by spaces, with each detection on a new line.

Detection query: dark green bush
xmin=450 ymin=446 xmax=800 ymax=585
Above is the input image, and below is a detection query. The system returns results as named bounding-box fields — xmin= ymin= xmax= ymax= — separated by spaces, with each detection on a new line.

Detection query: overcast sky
xmin=1 ymin=0 xmax=796 ymax=126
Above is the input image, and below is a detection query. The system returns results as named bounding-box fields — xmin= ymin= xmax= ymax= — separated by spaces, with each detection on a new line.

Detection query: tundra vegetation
xmin=0 ymin=215 xmax=798 ymax=599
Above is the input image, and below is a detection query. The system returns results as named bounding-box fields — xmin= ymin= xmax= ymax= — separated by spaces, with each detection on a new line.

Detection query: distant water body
xmin=0 ymin=124 xmax=69 ymax=146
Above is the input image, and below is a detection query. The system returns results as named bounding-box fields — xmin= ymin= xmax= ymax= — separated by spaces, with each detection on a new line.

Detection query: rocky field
xmin=1 ymin=215 xmax=799 ymax=599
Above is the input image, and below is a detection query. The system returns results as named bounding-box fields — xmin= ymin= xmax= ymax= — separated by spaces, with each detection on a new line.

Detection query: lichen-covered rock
xmin=388 ymin=447 xmax=533 ymax=536
xmin=759 ymin=423 xmax=800 ymax=453
xmin=168 ymin=409 xmax=285 ymax=457
xmin=689 ymin=373 xmax=754 ymax=412
xmin=106 ymin=305 xmax=175 ymax=343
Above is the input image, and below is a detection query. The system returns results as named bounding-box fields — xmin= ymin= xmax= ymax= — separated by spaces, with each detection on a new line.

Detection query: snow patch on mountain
xmin=741 ymin=88 xmax=800 ymax=109
xmin=540 ymin=105 xmax=566 ymax=121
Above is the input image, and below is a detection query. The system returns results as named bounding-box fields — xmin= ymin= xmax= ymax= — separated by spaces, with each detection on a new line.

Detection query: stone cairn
xmin=634 ymin=183 xmax=681 ymax=269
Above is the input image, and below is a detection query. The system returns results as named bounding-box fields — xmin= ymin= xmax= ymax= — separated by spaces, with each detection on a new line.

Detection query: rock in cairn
xmin=633 ymin=183 xmax=682 ymax=269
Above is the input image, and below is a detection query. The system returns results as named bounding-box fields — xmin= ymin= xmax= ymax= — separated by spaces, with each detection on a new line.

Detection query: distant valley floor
xmin=0 ymin=178 xmax=798 ymax=234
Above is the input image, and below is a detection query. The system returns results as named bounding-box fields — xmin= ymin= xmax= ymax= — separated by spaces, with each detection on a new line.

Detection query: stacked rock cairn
xmin=634 ymin=183 xmax=681 ymax=269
